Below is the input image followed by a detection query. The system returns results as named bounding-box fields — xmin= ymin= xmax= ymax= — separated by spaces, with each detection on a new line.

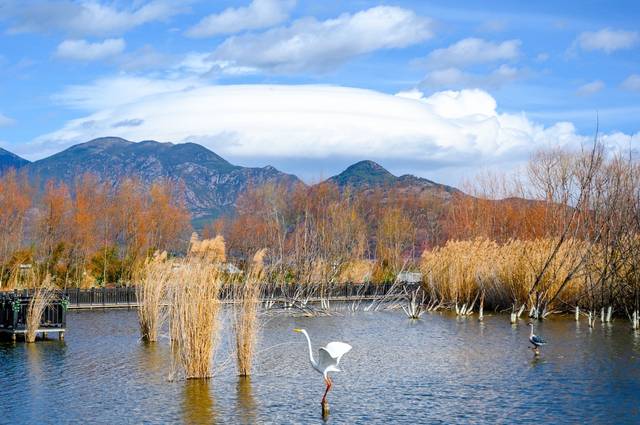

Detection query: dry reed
xmin=135 ymin=251 xmax=171 ymax=342
xmin=421 ymin=238 xmax=590 ymax=313
xmin=337 ymin=260 xmax=374 ymax=283
xmin=189 ymin=233 xmax=226 ymax=263
xmin=169 ymin=258 xmax=223 ymax=379
xmin=25 ymin=274 xmax=55 ymax=343
xmin=235 ymin=249 xmax=267 ymax=376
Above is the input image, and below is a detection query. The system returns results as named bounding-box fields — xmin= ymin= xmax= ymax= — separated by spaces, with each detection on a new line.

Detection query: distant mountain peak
xmin=328 ymin=159 xmax=459 ymax=196
xmin=0 ymin=147 xmax=29 ymax=172
xmin=78 ymin=136 xmax=134 ymax=148
xmin=347 ymin=160 xmax=392 ymax=173
xmin=329 ymin=160 xmax=396 ymax=187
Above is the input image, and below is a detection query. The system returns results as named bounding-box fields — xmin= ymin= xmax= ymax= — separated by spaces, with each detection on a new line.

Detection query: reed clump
xmin=235 ymin=249 xmax=267 ymax=376
xmin=25 ymin=274 xmax=55 ymax=343
xmin=135 ymin=251 xmax=172 ymax=342
xmin=169 ymin=258 xmax=223 ymax=379
xmin=421 ymin=237 xmax=590 ymax=313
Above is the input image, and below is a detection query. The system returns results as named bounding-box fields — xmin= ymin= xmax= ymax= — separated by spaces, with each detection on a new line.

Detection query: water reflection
xmin=182 ymin=379 xmax=215 ymax=425
xmin=236 ymin=376 xmax=256 ymax=424
xmin=138 ymin=340 xmax=166 ymax=375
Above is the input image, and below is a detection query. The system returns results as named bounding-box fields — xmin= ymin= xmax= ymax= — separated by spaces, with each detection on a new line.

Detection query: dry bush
xmin=26 ymin=274 xmax=56 ymax=343
xmin=169 ymin=258 xmax=223 ymax=379
xmin=189 ymin=233 xmax=226 ymax=263
xmin=135 ymin=251 xmax=172 ymax=342
xmin=235 ymin=248 xmax=267 ymax=376
xmin=337 ymin=260 xmax=374 ymax=283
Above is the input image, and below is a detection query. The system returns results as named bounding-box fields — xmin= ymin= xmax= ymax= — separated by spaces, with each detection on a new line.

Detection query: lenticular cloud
xmin=34 ymin=82 xmax=612 ymax=166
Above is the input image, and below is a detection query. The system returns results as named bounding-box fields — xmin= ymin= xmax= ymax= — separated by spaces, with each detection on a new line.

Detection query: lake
xmin=2 ymin=307 xmax=640 ymax=424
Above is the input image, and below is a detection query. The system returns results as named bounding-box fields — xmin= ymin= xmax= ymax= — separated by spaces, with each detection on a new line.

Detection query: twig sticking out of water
xmin=402 ymin=288 xmax=425 ymax=319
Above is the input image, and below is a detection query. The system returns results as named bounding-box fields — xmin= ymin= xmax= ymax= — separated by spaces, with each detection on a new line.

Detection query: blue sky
xmin=0 ymin=0 xmax=638 ymax=184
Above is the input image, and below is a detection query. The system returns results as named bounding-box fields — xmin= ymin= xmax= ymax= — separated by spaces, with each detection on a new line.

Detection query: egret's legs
xmin=321 ymin=377 xmax=333 ymax=404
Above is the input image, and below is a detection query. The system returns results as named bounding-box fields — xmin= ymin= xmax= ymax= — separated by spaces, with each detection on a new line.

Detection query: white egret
xmin=293 ymin=328 xmax=352 ymax=405
xmin=528 ymin=322 xmax=547 ymax=355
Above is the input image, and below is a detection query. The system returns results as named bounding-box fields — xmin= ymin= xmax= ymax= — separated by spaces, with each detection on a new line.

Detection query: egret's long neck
xmin=530 ymin=325 xmax=534 ymax=337
xmin=301 ymin=331 xmax=316 ymax=366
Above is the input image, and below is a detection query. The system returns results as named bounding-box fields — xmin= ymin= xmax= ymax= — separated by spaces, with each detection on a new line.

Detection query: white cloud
xmin=52 ymin=76 xmax=201 ymax=110
xmin=55 ymin=38 xmax=125 ymax=61
xmin=211 ymin=6 xmax=434 ymax=73
xmin=0 ymin=113 xmax=15 ymax=127
xmin=117 ymin=45 xmax=171 ymax=71
xmin=28 ymin=81 xmax=635 ymax=178
xmin=425 ymin=38 xmax=521 ymax=68
xmin=622 ymin=74 xmax=640 ymax=92
xmin=186 ymin=0 xmax=295 ymax=37
xmin=576 ymin=80 xmax=604 ymax=96
xmin=535 ymin=53 xmax=549 ymax=62
xmin=420 ymin=64 xmax=524 ymax=89
xmin=575 ymin=28 xmax=639 ymax=53
xmin=0 ymin=0 xmax=187 ymax=37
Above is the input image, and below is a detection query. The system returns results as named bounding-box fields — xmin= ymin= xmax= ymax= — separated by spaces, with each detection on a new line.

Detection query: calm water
xmin=2 ymin=308 xmax=640 ymax=424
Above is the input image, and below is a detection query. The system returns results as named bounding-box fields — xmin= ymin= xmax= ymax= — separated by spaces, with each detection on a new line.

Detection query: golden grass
xmin=135 ymin=251 xmax=171 ymax=342
xmin=235 ymin=249 xmax=266 ymax=376
xmin=337 ymin=260 xmax=374 ymax=283
xmin=189 ymin=233 xmax=226 ymax=263
xmin=25 ymin=274 xmax=55 ymax=343
xmin=420 ymin=237 xmax=590 ymax=312
xmin=169 ymin=258 xmax=223 ymax=379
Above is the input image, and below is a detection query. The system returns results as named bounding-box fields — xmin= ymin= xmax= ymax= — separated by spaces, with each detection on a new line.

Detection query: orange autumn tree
xmin=0 ymin=170 xmax=33 ymax=287
xmin=36 ymin=180 xmax=73 ymax=279
xmin=0 ymin=170 xmax=191 ymax=288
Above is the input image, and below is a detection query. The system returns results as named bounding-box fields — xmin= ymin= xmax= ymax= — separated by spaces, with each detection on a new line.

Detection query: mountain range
xmin=0 ymin=137 xmax=457 ymax=219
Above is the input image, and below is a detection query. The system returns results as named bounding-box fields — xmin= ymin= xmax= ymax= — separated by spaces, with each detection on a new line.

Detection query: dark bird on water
xmin=528 ymin=322 xmax=547 ymax=355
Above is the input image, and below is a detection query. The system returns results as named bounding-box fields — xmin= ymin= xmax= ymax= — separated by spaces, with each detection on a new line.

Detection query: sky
xmin=0 ymin=0 xmax=638 ymax=185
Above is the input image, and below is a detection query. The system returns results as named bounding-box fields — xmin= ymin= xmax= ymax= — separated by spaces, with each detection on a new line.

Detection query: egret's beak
xmin=293 ymin=328 xmax=302 ymax=333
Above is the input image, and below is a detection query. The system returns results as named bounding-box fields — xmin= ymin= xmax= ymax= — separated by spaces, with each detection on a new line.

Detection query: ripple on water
xmin=1 ymin=308 xmax=640 ymax=424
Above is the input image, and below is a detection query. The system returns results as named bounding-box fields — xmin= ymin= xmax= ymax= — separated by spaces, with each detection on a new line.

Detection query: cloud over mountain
xmin=25 ymin=80 xmax=637 ymax=183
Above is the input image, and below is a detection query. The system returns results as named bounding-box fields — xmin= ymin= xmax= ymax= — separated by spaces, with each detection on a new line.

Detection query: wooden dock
xmin=0 ymin=292 xmax=67 ymax=341
xmin=0 ymin=327 xmax=65 ymax=341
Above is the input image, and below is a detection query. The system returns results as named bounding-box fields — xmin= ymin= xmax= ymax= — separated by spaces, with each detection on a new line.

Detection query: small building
xmin=397 ymin=271 xmax=423 ymax=285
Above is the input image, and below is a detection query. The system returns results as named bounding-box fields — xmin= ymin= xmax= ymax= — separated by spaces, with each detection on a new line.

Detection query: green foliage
xmin=88 ymin=246 xmax=123 ymax=286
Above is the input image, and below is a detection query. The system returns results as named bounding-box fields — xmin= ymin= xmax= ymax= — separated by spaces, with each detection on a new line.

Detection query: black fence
xmin=63 ymin=286 xmax=137 ymax=307
xmin=2 ymin=282 xmax=399 ymax=309
xmin=0 ymin=291 xmax=68 ymax=331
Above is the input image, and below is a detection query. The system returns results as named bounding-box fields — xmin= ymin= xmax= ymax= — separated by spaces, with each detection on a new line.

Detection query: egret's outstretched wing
xmin=318 ymin=347 xmax=337 ymax=371
xmin=317 ymin=341 xmax=352 ymax=370
xmin=324 ymin=341 xmax=352 ymax=364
